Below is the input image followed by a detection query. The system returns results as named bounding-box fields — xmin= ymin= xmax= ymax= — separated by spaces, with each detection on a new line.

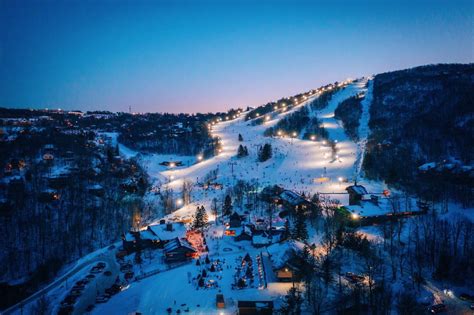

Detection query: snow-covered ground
xmin=13 ymin=79 xmax=398 ymax=315
xmin=136 ymin=79 xmax=386 ymax=217
xmin=87 ymin=79 xmax=395 ymax=314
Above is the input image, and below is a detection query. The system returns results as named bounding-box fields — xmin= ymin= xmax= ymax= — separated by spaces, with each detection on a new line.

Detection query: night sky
xmin=1 ymin=0 xmax=472 ymax=113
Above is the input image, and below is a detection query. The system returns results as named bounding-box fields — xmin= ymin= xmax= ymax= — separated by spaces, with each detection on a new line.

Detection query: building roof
xmin=346 ymin=185 xmax=368 ymax=195
xmin=252 ymin=232 xmax=271 ymax=245
xmin=279 ymin=190 xmax=307 ymax=206
xmin=124 ymin=232 xmax=136 ymax=242
xmin=148 ymin=222 xmax=187 ymax=241
xmin=139 ymin=230 xmax=160 ymax=241
xmin=230 ymin=212 xmax=242 ymax=221
xmin=345 ymin=198 xmax=392 ymax=217
xmin=163 ymin=237 xmax=196 ymax=254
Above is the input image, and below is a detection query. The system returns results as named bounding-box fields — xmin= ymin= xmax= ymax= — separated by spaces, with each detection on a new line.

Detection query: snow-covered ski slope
xmin=135 ymin=78 xmax=384 ymax=218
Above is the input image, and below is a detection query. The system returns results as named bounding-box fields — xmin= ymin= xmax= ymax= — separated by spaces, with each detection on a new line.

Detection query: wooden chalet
xmin=346 ymin=184 xmax=368 ymax=206
xmin=216 ymin=294 xmax=225 ymax=309
xmin=229 ymin=212 xmax=242 ymax=228
xmin=163 ymin=237 xmax=197 ymax=262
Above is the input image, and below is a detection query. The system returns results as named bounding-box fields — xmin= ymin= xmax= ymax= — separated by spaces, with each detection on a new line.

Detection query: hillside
xmin=363 ymin=64 xmax=474 ymax=206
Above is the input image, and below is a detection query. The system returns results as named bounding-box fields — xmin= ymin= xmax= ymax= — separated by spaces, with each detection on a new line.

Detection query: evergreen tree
xmin=238 ymin=133 xmax=243 ymax=141
xmin=223 ymin=195 xmax=233 ymax=216
xmin=280 ymin=287 xmax=303 ymax=315
xmin=193 ymin=205 xmax=208 ymax=230
xmin=258 ymin=143 xmax=272 ymax=162
xmin=237 ymin=145 xmax=248 ymax=158
xmin=283 ymin=219 xmax=291 ymax=240
xmin=293 ymin=211 xmax=308 ymax=242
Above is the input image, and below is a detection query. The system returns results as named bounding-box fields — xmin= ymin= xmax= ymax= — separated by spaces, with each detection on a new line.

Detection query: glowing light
xmin=322 ymin=140 xmax=327 ymax=145
xmin=176 ymin=199 xmax=183 ymax=206
xmin=292 ymin=132 xmax=297 ymax=137
xmin=256 ymin=113 xmax=260 ymax=117
xmin=169 ymin=162 xmax=176 ymax=168
xmin=351 ymin=213 xmax=359 ymax=220
xmin=338 ymin=177 xmax=343 ymax=182
xmin=265 ymin=115 xmax=271 ymax=121
xmin=277 ymin=130 xmax=282 ymax=136
xmin=310 ymin=135 xmax=316 ymax=141
xmin=170 ymin=175 xmax=175 ymax=180
xmin=197 ymin=155 xmax=203 ymax=161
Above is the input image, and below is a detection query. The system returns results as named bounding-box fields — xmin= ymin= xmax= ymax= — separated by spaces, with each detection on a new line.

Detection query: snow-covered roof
xmin=140 ymin=230 xmax=160 ymax=241
xmin=345 ymin=198 xmax=393 ymax=217
xmin=124 ymin=232 xmax=136 ymax=242
xmin=346 ymin=185 xmax=368 ymax=195
xmin=163 ymin=237 xmax=196 ymax=253
xmin=148 ymin=223 xmax=187 ymax=241
xmin=252 ymin=233 xmax=271 ymax=245
xmin=267 ymin=241 xmax=300 ymax=268
xmin=418 ymin=162 xmax=436 ymax=171
xmin=279 ymin=190 xmax=306 ymax=206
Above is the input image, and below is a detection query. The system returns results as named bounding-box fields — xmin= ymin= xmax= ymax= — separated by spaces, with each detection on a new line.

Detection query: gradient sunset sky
xmin=1 ymin=0 xmax=472 ymax=113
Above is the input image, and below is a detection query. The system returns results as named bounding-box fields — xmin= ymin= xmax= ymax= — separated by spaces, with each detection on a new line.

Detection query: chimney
xmin=166 ymin=223 xmax=173 ymax=231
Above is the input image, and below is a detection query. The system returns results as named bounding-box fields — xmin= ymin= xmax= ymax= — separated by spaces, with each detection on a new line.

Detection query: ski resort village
xmin=1 ymin=65 xmax=474 ymax=315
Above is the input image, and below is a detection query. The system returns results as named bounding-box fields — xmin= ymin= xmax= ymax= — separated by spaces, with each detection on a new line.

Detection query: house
xmin=237 ymin=301 xmax=274 ymax=315
xmin=122 ymin=222 xmax=186 ymax=253
xmin=252 ymin=231 xmax=271 ymax=248
xmin=216 ymin=294 xmax=225 ymax=309
xmin=122 ymin=231 xmax=140 ymax=253
xmin=163 ymin=237 xmax=197 ymax=262
xmin=279 ymin=190 xmax=313 ymax=213
xmin=147 ymin=222 xmax=187 ymax=243
xmin=229 ymin=212 xmax=242 ymax=228
xmin=346 ymin=184 xmax=368 ymax=206
xmin=235 ymin=226 xmax=253 ymax=242
xmin=275 ymin=257 xmax=302 ymax=282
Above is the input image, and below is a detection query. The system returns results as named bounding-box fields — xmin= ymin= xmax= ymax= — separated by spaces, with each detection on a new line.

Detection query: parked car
xmin=97 ymin=262 xmax=106 ymax=268
xmin=86 ymin=304 xmax=95 ymax=312
xmin=69 ymin=290 xmax=82 ymax=296
xmin=71 ymin=284 xmax=85 ymax=291
xmin=428 ymin=303 xmax=446 ymax=314
xmin=90 ymin=267 xmax=102 ymax=274
xmin=459 ymin=293 xmax=474 ymax=302
xmin=104 ymin=270 xmax=113 ymax=276
xmin=58 ymin=305 xmax=74 ymax=315
xmin=470 ymin=304 xmax=474 ymax=310
xmin=64 ymin=295 xmax=79 ymax=304
xmin=96 ymin=295 xmax=109 ymax=303
xmin=86 ymin=274 xmax=96 ymax=279
xmin=125 ymin=271 xmax=134 ymax=280
xmin=105 ymin=284 xmax=123 ymax=295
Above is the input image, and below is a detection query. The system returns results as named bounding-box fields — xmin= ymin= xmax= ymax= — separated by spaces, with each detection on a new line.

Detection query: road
xmin=423 ymin=280 xmax=473 ymax=315
xmin=1 ymin=248 xmax=117 ymax=315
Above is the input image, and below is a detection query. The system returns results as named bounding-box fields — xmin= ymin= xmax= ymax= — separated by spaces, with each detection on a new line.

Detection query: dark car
xmin=105 ymin=284 xmax=123 ymax=295
xmin=71 ymin=284 xmax=85 ymax=291
xmin=64 ymin=295 xmax=79 ymax=304
xmin=58 ymin=305 xmax=74 ymax=315
xmin=104 ymin=270 xmax=113 ymax=276
xmin=470 ymin=304 xmax=474 ymax=310
xmin=97 ymin=262 xmax=106 ymax=268
xmin=429 ymin=304 xmax=446 ymax=314
xmin=459 ymin=293 xmax=474 ymax=302
xmin=86 ymin=274 xmax=96 ymax=279
xmin=86 ymin=304 xmax=95 ymax=312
